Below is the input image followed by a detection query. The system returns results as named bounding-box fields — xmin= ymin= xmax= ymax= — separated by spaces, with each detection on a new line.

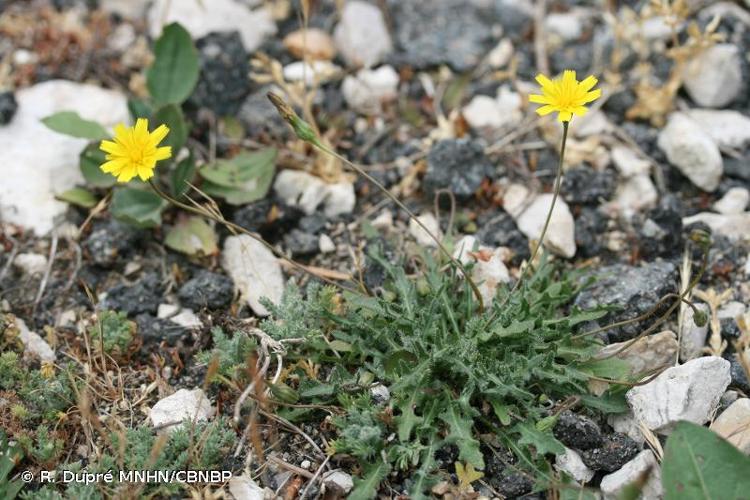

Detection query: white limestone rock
xmin=686 ymin=109 xmax=750 ymax=149
xmin=657 ymin=113 xmax=722 ymax=192
xmin=713 ymin=187 xmax=750 ymax=215
xmin=342 ymin=66 xmax=399 ymax=115
xmin=0 ymin=80 xmax=128 ymax=235
xmin=221 ymin=235 xmax=284 ymax=316
xmin=555 ymin=448 xmax=594 ymax=484
xmin=612 ymin=174 xmax=658 ymax=214
xmin=282 ymin=60 xmax=339 ymax=85
xmin=598 ymin=330 xmax=678 ymax=378
xmin=515 ymin=193 xmax=577 ymax=258
xmin=15 ymin=317 xmax=55 ymax=362
xmin=683 ymin=212 xmax=750 ymax=241
xmin=409 ymin=213 xmax=443 ymax=248
xmin=710 ymin=398 xmax=750 ymax=454
xmin=611 ymin=145 xmax=650 ymax=178
xmin=683 ymin=44 xmax=743 ymax=108
xmin=13 ymin=253 xmax=47 ymax=276
xmin=333 ymin=1 xmax=392 ymax=68
xmin=273 ymin=170 xmax=355 ymax=217
xmin=626 ymin=356 xmax=731 ymax=434
xmin=600 ymin=450 xmax=662 ymax=500
xmin=322 ymin=470 xmax=354 ymax=496
xmin=149 ymin=388 xmax=214 ymax=432
xmin=148 ymin=0 xmax=276 ymax=52
xmin=462 ymin=86 xmax=522 ymax=131
xmin=679 ymin=303 xmax=709 ymax=361
xmin=227 ymin=474 xmax=265 ymax=500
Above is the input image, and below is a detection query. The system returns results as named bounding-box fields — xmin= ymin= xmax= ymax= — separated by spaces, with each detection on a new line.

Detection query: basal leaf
xmin=110 ymin=187 xmax=166 ymax=228
xmin=80 ymin=144 xmax=116 ymax=188
xmin=349 ymin=461 xmax=389 ymax=500
xmin=199 ymin=149 xmax=277 ymax=205
xmin=153 ymin=103 xmax=188 ymax=153
xmin=516 ymin=422 xmax=565 ymax=456
xmin=164 ymin=216 xmax=218 ymax=256
xmin=171 ymin=155 xmax=196 ymax=197
xmin=146 ymin=23 xmax=200 ymax=106
xmin=56 ymin=187 xmax=98 ymax=209
xmin=440 ymin=401 xmax=484 ymax=469
xmin=42 ymin=111 xmax=108 ymax=140
xmin=662 ymin=421 xmax=750 ymax=500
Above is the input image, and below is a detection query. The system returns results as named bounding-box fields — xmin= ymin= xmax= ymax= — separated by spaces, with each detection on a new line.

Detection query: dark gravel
xmin=178 ymin=270 xmax=234 ymax=310
xmin=580 ymin=433 xmax=640 ymax=472
xmin=553 ymin=411 xmax=603 ymax=450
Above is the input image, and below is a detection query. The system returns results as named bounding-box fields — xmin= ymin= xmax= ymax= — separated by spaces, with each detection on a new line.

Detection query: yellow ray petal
xmin=149 ymin=124 xmax=170 ymax=145
xmin=153 ymin=146 xmax=172 ymax=161
xmin=578 ymin=75 xmax=598 ymax=92
xmin=536 ymin=104 xmax=557 ymax=116
xmin=529 ymin=94 xmax=553 ymax=104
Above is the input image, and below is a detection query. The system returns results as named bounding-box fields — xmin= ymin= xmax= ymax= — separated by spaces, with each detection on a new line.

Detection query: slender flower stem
xmin=267 ymin=92 xmax=486 ymax=311
xmin=147 ymin=180 xmax=359 ymax=294
xmin=497 ymin=121 xmax=570 ymax=310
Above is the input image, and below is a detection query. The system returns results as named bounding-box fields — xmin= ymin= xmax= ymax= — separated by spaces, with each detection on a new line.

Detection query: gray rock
xmin=574 ymin=261 xmax=677 ymax=343
xmin=283 ymin=229 xmax=319 ymax=256
xmin=600 ymin=450 xmax=662 ymax=500
xmin=237 ymin=86 xmax=289 ymax=138
xmin=84 ymin=220 xmax=141 ymax=267
xmin=101 ymin=273 xmax=163 ymax=317
xmin=424 ymin=139 xmax=493 ymax=202
xmin=0 ymin=91 xmax=17 ymax=124
xmin=333 ymin=1 xmax=392 ymax=68
xmin=178 ymin=270 xmax=234 ymax=310
xmin=189 ymin=32 xmax=250 ymax=116
xmin=683 ymin=44 xmax=743 ymax=108
xmin=657 ymin=113 xmax=722 ymax=192
xmin=626 ymin=356 xmax=731 ymax=434
xmin=390 ymin=0 xmax=493 ymax=71
xmin=13 ymin=253 xmax=47 ymax=276
xmin=135 ymin=313 xmax=188 ymax=345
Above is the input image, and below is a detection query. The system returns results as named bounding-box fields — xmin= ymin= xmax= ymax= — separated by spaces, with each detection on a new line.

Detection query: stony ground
xmin=1 ymin=0 xmax=750 ymax=499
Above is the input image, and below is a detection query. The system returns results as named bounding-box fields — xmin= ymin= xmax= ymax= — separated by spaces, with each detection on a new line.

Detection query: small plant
xmin=197 ymin=327 xmax=257 ymax=383
xmin=88 ymin=310 xmax=136 ymax=359
xmin=262 ymin=248 xmax=627 ymax=497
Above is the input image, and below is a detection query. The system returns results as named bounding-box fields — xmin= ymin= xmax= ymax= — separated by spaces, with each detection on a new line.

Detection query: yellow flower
xmin=529 ymin=70 xmax=601 ymax=123
xmin=99 ymin=118 xmax=171 ymax=182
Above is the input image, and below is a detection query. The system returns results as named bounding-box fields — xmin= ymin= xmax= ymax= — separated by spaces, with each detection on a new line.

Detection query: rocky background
xmin=1 ymin=0 xmax=750 ymax=498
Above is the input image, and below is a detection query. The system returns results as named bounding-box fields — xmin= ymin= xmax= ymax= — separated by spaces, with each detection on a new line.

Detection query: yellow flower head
xmin=99 ymin=118 xmax=171 ymax=182
xmin=529 ymin=70 xmax=601 ymax=123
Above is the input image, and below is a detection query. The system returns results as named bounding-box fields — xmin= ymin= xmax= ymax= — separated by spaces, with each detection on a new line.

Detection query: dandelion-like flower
xmin=529 ymin=70 xmax=601 ymax=123
xmin=99 ymin=118 xmax=171 ymax=182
